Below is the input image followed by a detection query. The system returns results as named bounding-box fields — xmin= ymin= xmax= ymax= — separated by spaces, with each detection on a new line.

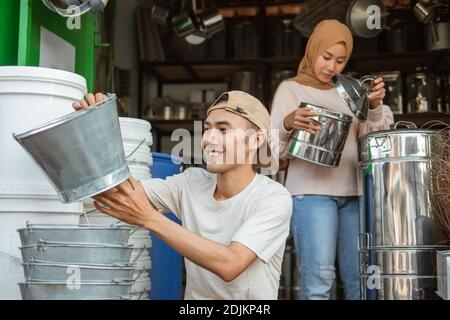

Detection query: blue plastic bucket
xmin=149 ymin=153 xmax=183 ymax=300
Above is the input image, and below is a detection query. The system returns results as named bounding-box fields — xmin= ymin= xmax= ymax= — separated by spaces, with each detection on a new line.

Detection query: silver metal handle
xmin=131 ymin=246 xmax=147 ymax=264
xmin=125 ymin=138 xmax=146 ymax=160
xmin=358 ymin=232 xmax=371 ymax=252
xmin=392 ymin=121 xmax=417 ymax=129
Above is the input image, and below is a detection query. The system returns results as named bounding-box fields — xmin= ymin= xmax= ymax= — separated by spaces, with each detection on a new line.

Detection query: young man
xmin=74 ymin=91 xmax=292 ymax=299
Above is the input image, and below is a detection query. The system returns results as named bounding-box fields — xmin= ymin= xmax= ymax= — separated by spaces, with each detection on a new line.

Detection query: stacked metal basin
xmin=80 ymin=117 xmax=153 ymax=300
xmin=17 ymin=224 xmax=136 ymax=300
xmin=359 ymin=125 xmax=450 ymax=300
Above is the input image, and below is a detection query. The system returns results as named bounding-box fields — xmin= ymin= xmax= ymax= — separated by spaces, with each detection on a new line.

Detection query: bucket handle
xmin=131 ymin=246 xmax=147 ymax=265
xmin=125 ymin=139 xmax=146 ymax=160
xmin=391 ymin=121 xmax=417 ymax=129
xmin=132 ymin=268 xmax=147 ymax=284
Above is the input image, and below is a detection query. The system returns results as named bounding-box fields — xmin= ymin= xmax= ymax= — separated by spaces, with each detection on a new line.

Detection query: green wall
xmin=1 ymin=0 xmax=96 ymax=91
xmin=0 ymin=0 xmax=20 ymax=65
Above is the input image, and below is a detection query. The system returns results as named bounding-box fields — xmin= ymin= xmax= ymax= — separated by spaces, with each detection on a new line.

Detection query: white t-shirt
xmin=141 ymin=167 xmax=292 ymax=300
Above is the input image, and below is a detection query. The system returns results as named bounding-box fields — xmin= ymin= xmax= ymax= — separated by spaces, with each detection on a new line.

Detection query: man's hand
xmin=93 ymin=177 xmax=159 ymax=229
xmin=72 ymin=93 xmax=107 ymax=111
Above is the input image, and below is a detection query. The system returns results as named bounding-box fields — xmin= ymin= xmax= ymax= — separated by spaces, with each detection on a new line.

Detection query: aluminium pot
xmin=288 ymin=102 xmax=353 ymax=167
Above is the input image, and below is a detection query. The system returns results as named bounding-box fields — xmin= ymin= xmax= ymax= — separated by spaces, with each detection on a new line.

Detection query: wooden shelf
xmin=149 ymin=119 xmax=203 ymax=134
xmin=141 ymin=49 xmax=450 ymax=82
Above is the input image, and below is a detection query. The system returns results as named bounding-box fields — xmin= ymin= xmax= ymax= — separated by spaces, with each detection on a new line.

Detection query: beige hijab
xmin=291 ymin=19 xmax=354 ymax=89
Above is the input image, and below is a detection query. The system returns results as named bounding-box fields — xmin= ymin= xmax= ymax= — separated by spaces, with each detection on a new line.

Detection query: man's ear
xmin=256 ymin=130 xmax=265 ymax=149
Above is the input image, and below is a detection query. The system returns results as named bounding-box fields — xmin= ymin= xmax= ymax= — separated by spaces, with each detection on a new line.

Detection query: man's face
xmin=201 ymin=109 xmax=260 ymax=174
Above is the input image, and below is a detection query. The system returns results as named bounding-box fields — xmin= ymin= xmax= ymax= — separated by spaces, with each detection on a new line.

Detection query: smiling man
xmin=74 ymin=90 xmax=292 ymax=300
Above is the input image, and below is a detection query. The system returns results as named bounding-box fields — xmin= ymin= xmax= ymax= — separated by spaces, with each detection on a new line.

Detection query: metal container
xmin=19 ymin=280 xmax=133 ymax=300
xmin=288 ymin=103 xmax=353 ymax=167
xmin=361 ymin=274 xmax=437 ymax=300
xmin=359 ymin=123 xmax=450 ymax=300
xmin=22 ymin=260 xmax=135 ymax=282
xmin=18 ymin=223 xmax=136 ymax=246
xmin=406 ymin=72 xmax=439 ymax=113
xmin=12 ymin=94 xmax=131 ymax=203
xmin=437 ymin=250 xmax=450 ymax=300
xmin=20 ymin=241 xmax=134 ymax=264
xmin=377 ymin=71 xmax=403 ymax=114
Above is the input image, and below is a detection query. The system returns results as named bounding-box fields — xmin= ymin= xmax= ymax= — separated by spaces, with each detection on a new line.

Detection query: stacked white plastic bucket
xmin=0 ymin=67 xmax=86 ymax=300
xmin=81 ymin=117 xmax=153 ymax=300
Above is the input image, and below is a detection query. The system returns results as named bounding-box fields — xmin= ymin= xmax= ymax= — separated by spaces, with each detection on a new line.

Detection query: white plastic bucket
xmin=0 ymin=211 xmax=80 ymax=300
xmin=123 ymin=146 xmax=152 ymax=165
xmin=0 ymin=67 xmax=87 ymax=196
xmin=130 ymin=291 xmax=150 ymax=300
xmin=0 ymin=192 xmax=83 ymax=213
xmin=131 ymin=274 xmax=151 ymax=293
xmin=119 ymin=118 xmax=152 ymax=145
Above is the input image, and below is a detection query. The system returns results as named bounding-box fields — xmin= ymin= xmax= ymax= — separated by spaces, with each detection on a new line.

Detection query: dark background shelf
xmin=141 ymin=49 xmax=450 ymax=83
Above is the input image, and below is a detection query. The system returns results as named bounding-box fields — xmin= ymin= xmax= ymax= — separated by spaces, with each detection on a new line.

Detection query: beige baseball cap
xmin=206 ymin=90 xmax=279 ymax=173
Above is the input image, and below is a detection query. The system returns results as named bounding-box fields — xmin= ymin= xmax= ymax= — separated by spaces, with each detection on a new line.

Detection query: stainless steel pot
xmin=19 ymin=280 xmax=133 ymax=300
xmin=12 ymin=94 xmax=130 ymax=203
xmin=22 ymin=260 xmax=136 ymax=282
xmin=18 ymin=223 xmax=136 ymax=246
xmin=288 ymin=103 xmax=353 ymax=167
xmin=20 ymin=241 xmax=134 ymax=264
xmin=358 ymin=122 xmax=450 ymax=300
xmin=426 ymin=21 xmax=450 ymax=51
xmin=361 ymin=274 xmax=437 ymax=300
xmin=406 ymin=71 xmax=439 ymax=113
xmin=377 ymin=71 xmax=403 ymax=114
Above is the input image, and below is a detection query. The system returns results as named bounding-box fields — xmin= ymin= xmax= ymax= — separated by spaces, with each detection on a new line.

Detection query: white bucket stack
xmin=81 ymin=117 xmax=153 ymax=300
xmin=0 ymin=67 xmax=87 ymax=300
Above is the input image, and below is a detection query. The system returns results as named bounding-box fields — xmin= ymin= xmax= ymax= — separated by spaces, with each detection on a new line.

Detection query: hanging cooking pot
xmin=346 ymin=0 xmax=388 ymax=38
xmin=332 ymin=74 xmax=375 ymax=121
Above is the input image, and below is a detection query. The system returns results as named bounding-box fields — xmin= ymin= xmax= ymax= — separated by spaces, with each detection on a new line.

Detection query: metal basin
xmin=19 ymin=280 xmax=133 ymax=300
xmin=12 ymin=94 xmax=130 ymax=203
xmin=23 ymin=260 xmax=135 ymax=282
xmin=20 ymin=241 xmax=133 ymax=264
xmin=18 ymin=223 xmax=136 ymax=246
xmin=288 ymin=102 xmax=353 ymax=167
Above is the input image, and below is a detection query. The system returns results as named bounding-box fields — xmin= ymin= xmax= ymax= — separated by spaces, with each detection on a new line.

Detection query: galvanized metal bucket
xmin=18 ymin=223 xmax=137 ymax=246
xmin=22 ymin=260 xmax=135 ymax=282
xmin=19 ymin=280 xmax=133 ymax=300
xmin=12 ymin=94 xmax=130 ymax=203
xmin=20 ymin=241 xmax=134 ymax=264
xmin=288 ymin=102 xmax=353 ymax=167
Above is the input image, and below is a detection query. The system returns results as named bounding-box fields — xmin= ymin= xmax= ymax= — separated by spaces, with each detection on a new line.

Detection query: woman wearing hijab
xmin=270 ymin=20 xmax=394 ymax=300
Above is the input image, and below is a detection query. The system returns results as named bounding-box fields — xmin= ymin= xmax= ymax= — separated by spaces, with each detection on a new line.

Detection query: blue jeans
xmin=291 ymin=195 xmax=361 ymax=300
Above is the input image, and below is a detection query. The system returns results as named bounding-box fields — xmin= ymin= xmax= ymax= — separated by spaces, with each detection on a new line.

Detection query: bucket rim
xmin=0 ymin=66 xmax=86 ymax=88
xmin=12 ymin=94 xmax=117 ymax=140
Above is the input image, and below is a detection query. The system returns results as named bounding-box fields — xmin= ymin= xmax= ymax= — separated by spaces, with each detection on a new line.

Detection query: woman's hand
xmin=368 ymin=77 xmax=386 ymax=109
xmin=72 ymin=93 xmax=107 ymax=111
xmin=92 ymin=177 xmax=160 ymax=229
xmin=283 ymin=107 xmax=321 ymax=134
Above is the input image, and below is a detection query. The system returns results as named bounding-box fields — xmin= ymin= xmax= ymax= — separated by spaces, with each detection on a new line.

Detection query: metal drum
xmin=12 ymin=94 xmax=130 ymax=203
xmin=288 ymin=102 xmax=353 ymax=167
xmin=358 ymin=123 xmax=450 ymax=300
